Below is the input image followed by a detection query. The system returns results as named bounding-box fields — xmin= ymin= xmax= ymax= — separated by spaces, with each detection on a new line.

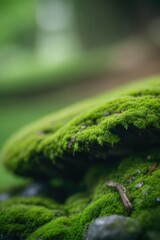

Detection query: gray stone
xmin=135 ymin=182 xmax=144 ymax=189
xmin=85 ymin=215 xmax=141 ymax=240
xmin=156 ymin=197 xmax=160 ymax=203
xmin=21 ymin=183 xmax=44 ymax=197
xmin=0 ymin=193 xmax=10 ymax=202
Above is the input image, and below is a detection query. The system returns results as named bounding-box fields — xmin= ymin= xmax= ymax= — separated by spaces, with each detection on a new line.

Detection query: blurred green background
xmin=0 ymin=0 xmax=160 ymax=190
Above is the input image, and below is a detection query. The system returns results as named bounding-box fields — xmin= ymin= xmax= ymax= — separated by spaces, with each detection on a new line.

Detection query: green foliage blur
xmin=0 ymin=0 xmax=160 ymax=189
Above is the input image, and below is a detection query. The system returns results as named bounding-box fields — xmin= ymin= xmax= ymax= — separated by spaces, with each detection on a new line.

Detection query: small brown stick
xmin=106 ymin=180 xmax=132 ymax=215
xmin=147 ymin=162 xmax=159 ymax=176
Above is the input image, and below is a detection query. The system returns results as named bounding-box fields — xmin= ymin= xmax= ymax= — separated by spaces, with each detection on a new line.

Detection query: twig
xmin=147 ymin=162 xmax=159 ymax=175
xmin=106 ymin=180 xmax=132 ymax=215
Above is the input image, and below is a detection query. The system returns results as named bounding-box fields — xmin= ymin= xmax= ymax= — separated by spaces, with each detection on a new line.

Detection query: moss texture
xmin=0 ymin=154 xmax=160 ymax=239
xmin=0 ymin=75 xmax=160 ymax=239
xmin=2 ymin=75 xmax=160 ymax=180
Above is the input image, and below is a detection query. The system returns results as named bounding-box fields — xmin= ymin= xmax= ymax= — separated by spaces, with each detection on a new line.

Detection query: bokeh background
xmin=0 ymin=0 xmax=160 ymax=190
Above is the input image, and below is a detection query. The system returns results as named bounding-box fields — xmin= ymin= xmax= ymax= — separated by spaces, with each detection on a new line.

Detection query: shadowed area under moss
xmin=0 ymin=76 xmax=160 ymax=239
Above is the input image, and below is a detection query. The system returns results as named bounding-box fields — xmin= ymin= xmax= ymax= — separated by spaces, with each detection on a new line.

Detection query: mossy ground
xmin=0 ymin=154 xmax=160 ymax=239
xmin=0 ymin=76 xmax=160 ymax=239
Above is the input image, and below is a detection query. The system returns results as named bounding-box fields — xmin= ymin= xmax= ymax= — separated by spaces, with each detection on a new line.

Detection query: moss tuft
xmin=0 ymin=204 xmax=53 ymax=239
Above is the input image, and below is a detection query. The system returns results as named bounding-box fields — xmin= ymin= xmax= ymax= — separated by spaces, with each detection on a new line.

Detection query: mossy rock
xmin=2 ymin=76 xmax=160 ymax=180
xmin=0 ymin=76 xmax=160 ymax=239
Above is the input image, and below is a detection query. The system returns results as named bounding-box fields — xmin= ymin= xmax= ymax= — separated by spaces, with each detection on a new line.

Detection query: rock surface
xmin=85 ymin=215 xmax=141 ymax=240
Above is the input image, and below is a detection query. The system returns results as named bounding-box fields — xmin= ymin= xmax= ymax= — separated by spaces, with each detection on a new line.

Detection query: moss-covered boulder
xmin=0 ymin=76 xmax=160 ymax=239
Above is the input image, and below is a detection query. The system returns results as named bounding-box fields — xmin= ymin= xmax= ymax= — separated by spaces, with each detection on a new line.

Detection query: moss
xmin=0 ymin=196 xmax=67 ymax=240
xmin=0 ymin=196 xmax=59 ymax=210
xmin=27 ymin=216 xmax=79 ymax=240
xmin=0 ymin=154 xmax=160 ymax=239
xmin=0 ymin=204 xmax=54 ymax=239
xmin=64 ymin=192 xmax=90 ymax=214
xmin=0 ymin=76 xmax=160 ymax=239
xmin=2 ymin=76 xmax=160 ymax=181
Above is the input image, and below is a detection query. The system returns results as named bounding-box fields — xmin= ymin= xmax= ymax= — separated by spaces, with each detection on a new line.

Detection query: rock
xmin=156 ymin=197 xmax=160 ymax=203
xmin=21 ymin=183 xmax=45 ymax=197
xmin=0 ymin=193 xmax=10 ymax=202
xmin=135 ymin=182 xmax=144 ymax=189
xmin=85 ymin=215 xmax=141 ymax=240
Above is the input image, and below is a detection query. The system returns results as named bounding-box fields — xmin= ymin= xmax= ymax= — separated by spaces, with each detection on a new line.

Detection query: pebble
xmin=136 ymin=170 xmax=141 ymax=174
xmin=156 ymin=197 xmax=160 ymax=203
xmin=0 ymin=193 xmax=10 ymax=202
xmin=126 ymin=179 xmax=132 ymax=184
xmin=103 ymin=112 xmax=110 ymax=117
xmin=147 ymin=155 xmax=152 ymax=160
xmin=21 ymin=183 xmax=43 ymax=196
xmin=135 ymin=182 xmax=144 ymax=189
xmin=126 ymin=176 xmax=136 ymax=184
xmin=85 ymin=215 xmax=141 ymax=240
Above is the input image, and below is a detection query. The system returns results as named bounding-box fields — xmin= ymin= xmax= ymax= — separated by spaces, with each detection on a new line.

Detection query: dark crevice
xmin=55 ymin=125 xmax=160 ymax=182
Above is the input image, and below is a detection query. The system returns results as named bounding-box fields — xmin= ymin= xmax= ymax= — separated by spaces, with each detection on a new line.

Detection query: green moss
xmin=0 ymin=204 xmax=53 ymax=239
xmin=1 ymin=154 xmax=160 ymax=239
xmin=27 ymin=216 xmax=80 ymax=240
xmin=0 ymin=196 xmax=59 ymax=210
xmin=0 ymin=196 xmax=67 ymax=239
xmin=64 ymin=192 xmax=90 ymax=214
xmin=2 ymin=76 xmax=160 ymax=181
xmin=0 ymin=76 xmax=160 ymax=239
